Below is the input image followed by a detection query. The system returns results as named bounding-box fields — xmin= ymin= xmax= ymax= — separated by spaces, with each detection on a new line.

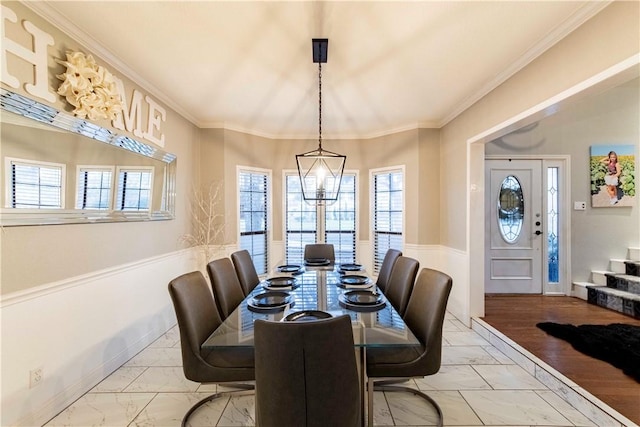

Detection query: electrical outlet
xmin=29 ymin=367 xmax=43 ymax=388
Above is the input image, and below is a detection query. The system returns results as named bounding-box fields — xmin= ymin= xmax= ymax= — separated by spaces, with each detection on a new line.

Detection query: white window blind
xmin=373 ymin=169 xmax=403 ymax=274
xmin=238 ymin=169 xmax=269 ymax=275
xmin=76 ymin=167 xmax=113 ymax=209
xmin=285 ymin=173 xmax=357 ymax=265
xmin=325 ymin=174 xmax=356 ymax=264
xmin=115 ymin=168 xmax=152 ymax=211
xmin=7 ymin=158 xmax=64 ymax=209
xmin=285 ymin=174 xmax=317 ymax=265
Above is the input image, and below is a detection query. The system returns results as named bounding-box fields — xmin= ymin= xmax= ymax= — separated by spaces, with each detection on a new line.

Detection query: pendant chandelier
xmin=296 ymin=38 xmax=346 ymax=202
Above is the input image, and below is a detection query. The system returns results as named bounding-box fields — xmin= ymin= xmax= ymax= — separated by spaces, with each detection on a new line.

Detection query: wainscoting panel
xmin=0 ymin=249 xmax=197 ymax=427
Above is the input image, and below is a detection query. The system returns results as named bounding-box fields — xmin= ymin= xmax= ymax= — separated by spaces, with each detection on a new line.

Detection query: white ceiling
xmin=29 ymin=1 xmax=608 ymax=139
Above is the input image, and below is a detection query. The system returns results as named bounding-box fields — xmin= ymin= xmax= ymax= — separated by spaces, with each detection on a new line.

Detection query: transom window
xmin=238 ymin=168 xmax=270 ymax=275
xmin=372 ymin=168 xmax=404 ymax=274
xmin=5 ymin=158 xmax=64 ymax=209
xmin=285 ymin=172 xmax=357 ymax=265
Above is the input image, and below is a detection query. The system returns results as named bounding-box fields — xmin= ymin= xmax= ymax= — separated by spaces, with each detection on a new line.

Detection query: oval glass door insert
xmin=497 ymin=175 xmax=524 ymax=243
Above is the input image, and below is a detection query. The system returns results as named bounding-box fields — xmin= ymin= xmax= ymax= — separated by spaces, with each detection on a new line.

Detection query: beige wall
xmin=0 ymin=3 xmax=199 ymax=293
xmin=441 ymin=1 xmax=640 ymax=251
xmin=213 ymin=128 xmax=430 ymax=248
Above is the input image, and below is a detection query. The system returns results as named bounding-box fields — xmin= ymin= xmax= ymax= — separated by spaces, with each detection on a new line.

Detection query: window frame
xmin=283 ymin=169 xmax=358 ymax=265
xmin=237 ymin=166 xmax=272 ymax=275
xmin=75 ymin=165 xmax=115 ymax=210
xmin=370 ymin=165 xmax=405 ymax=275
xmin=4 ymin=157 xmax=66 ymax=209
xmin=114 ymin=166 xmax=154 ymax=211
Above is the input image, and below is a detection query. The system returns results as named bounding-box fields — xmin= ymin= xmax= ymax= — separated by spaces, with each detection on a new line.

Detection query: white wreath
xmin=56 ymin=51 xmax=123 ymax=121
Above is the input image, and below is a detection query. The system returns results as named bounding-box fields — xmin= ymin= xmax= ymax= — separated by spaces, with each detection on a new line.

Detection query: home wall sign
xmin=0 ymin=4 xmax=167 ymax=148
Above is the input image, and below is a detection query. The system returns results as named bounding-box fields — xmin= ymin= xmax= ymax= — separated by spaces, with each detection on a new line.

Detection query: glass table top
xmin=202 ymin=265 xmax=420 ymax=349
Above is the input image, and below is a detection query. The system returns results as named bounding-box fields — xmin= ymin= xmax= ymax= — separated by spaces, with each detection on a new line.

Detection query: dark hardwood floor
xmin=482 ymin=295 xmax=640 ymax=426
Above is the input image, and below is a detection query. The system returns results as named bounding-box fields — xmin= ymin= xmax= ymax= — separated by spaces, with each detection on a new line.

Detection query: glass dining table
xmin=202 ymin=262 xmax=419 ymax=426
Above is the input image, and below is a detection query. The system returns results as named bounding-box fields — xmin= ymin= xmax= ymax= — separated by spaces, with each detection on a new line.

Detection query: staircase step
xmin=610 ymin=259 xmax=627 ymax=274
xmin=624 ymin=260 xmax=640 ymax=277
xmin=572 ymin=281 xmax=603 ymax=300
xmin=605 ymin=273 xmax=640 ymax=295
xmin=591 ymin=270 xmax=612 ymax=286
xmin=629 ymin=247 xmax=640 ymax=261
xmin=586 ymin=285 xmax=640 ymax=319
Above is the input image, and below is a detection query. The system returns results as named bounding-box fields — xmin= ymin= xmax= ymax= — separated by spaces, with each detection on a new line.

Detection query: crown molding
xmin=439 ymin=1 xmax=612 ymax=127
xmin=23 ymin=2 xmax=199 ymax=126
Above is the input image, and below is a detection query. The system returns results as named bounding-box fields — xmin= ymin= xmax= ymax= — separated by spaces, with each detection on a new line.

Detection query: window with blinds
xmin=76 ymin=167 xmax=113 ymax=209
xmin=285 ymin=173 xmax=356 ymax=265
xmin=325 ymin=174 xmax=356 ymax=264
xmin=285 ymin=174 xmax=318 ymax=265
xmin=238 ymin=169 xmax=270 ymax=275
xmin=115 ymin=168 xmax=152 ymax=211
xmin=372 ymin=169 xmax=403 ymax=274
xmin=7 ymin=158 xmax=64 ymax=209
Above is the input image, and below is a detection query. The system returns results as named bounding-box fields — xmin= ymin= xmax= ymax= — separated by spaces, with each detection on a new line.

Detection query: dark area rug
xmin=536 ymin=322 xmax=640 ymax=382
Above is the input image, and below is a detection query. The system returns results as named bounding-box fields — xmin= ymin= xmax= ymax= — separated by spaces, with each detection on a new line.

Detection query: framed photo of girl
xmin=590 ymin=144 xmax=636 ymax=207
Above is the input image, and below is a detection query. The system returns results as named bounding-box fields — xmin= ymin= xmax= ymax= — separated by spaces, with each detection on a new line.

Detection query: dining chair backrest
xmin=207 ymin=258 xmax=246 ymax=320
xmin=254 ymin=315 xmax=360 ymax=427
xmin=404 ymin=268 xmax=453 ymax=374
xmin=304 ymin=243 xmax=335 ymax=262
xmin=230 ymin=250 xmax=260 ymax=296
xmin=385 ymin=256 xmax=419 ymax=317
xmin=376 ymin=249 xmax=402 ymax=293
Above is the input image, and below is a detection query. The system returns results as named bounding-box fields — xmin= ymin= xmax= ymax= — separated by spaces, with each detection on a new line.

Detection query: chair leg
xmin=182 ymin=384 xmax=254 ymax=427
xmin=367 ymin=377 xmax=374 ymax=427
xmin=374 ymin=384 xmax=443 ymax=427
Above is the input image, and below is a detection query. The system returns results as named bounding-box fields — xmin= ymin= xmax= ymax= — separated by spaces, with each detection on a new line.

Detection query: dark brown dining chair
xmin=303 ymin=243 xmax=335 ymax=263
xmin=366 ymin=268 xmax=452 ymax=427
xmin=230 ymin=249 xmax=260 ymax=296
xmin=168 ymin=271 xmax=255 ymax=427
xmin=376 ymin=249 xmax=402 ymax=293
xmin=254 ymin=315 xmax=360 ymax=427
xmin=384 ymin=256 xmax=419 ymax=316
xmin=207 ymin=258 xmax=246 ymax=320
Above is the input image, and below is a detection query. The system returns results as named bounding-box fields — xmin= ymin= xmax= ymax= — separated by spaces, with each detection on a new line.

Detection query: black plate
xmin=284 ymin=310 xmax=332 ymax=322
xmin=277 ymin=264 xmax=301 ymax=273
xmin=305 ymin=258 xmax=330 ymax=266
xmin=344 ymin=290 xmax=382 ymax=305
xmin=265 ymin=277 xmax=297 ymax=287
xmin=340 ymin=275 xmax=369 ymax=285
xmin=250 ymin=291 xmax=292 ymax=308
xmin=340 ymin=263 xmax=363 ymax=271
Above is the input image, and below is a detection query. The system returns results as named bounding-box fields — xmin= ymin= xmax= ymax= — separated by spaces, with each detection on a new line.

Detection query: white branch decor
xmin=179 ymin=181 xmax=228 ymax=271
xmin=55 ymin=51 xmax=123 ymax=121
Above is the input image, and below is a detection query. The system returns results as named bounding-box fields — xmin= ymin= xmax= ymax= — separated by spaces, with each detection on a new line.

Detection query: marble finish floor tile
xmin=124 ymin=366 xmax=200 ymax=392
xmin=441 ymin=345 xmax=500 ymax=365
xmin=472 ymin=364 xmax=547 ymax=390
xmin=92 ymin=366 xmax=147 ymax=392
xmin=415 ymin=365 xmax=492 ymax=391
xmin=124 ymin=347 xmax=183 ymax=367
xmin=461 ymin=389 xmax=573 ymax=425
xmin=40 ymin=313 xmax=627 ymax=427
xmin=443 ymin=331 xmax=491 ymax=346
xmin=131 ymin=392 xmax=229 ymax=427
xmin=45 ymin=392 xmax=155 ymax=426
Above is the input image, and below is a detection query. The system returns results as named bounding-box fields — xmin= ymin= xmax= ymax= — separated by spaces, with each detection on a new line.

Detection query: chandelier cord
xmin=318 ymin=62 xmax=322 ymax=151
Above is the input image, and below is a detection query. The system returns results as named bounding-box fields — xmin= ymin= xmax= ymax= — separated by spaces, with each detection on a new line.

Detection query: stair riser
xmin=605 ymin=275 xmax=640 ymax=295
xmin=587 ymin=288 xmax=640 ymax=319
xmin=625 ymin=261 xmax=640 ymax=277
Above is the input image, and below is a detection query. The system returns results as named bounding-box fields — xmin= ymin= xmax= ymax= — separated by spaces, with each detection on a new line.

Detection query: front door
xmin=485 ymin=159 xmax=543 ymax=294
